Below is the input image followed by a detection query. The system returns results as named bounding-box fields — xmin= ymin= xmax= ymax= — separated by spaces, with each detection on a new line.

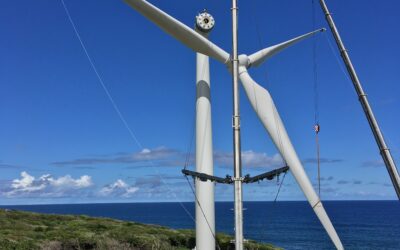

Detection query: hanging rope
xmin=273 ymin=171 xmax=287 ymax=202
xmin=312 ymin=0 xmax=322 ymax=197
xmin=312 ymin=0 xmax=320 ymax=125
xmin=184 ymin=174 xmax=221 ymax=250
xmin=315 ymin=124 xmax=321 ymax=196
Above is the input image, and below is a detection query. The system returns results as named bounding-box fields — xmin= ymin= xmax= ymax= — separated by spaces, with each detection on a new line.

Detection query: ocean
xmin=1 ymin=201 xmax=399 ymax=249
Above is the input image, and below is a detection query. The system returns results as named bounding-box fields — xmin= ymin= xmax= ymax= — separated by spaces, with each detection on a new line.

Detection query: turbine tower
xmin=194 ymin=11 xmax=216 ymax=250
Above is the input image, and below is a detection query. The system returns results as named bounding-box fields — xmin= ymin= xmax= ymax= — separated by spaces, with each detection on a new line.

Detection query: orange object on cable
xmin=314 ymin=124 xmax=320 ymax=134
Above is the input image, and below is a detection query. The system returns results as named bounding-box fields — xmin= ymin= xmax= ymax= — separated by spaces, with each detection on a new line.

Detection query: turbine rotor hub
xmin=195 ymin=10 xmax=215 ymax=33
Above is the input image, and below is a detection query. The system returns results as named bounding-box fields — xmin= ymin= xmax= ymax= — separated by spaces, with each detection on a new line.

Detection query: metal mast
xmin=231 ymin=0 xmax=244 ymax=249
xmin=319 ymin=0 xmax=400 ymax=199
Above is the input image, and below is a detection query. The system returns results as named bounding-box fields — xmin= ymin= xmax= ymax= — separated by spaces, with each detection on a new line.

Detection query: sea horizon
xmin=0 ymin=199 xmax=398 ymax=206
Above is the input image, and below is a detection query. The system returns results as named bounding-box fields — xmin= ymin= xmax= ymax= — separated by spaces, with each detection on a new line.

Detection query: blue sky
xmin=0 ymin=0 xmax=399 ymax=205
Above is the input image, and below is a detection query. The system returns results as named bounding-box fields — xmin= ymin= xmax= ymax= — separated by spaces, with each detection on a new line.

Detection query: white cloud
xmin=3 ymin=171 xmax=93 ymax=197
xmin=131 ymin=146 xmax=180 ymax=162
xmin=141 ymin=148 xmax=151 ymax=154
xmin=242 ymin=150 xmax=283 ymax=167
xmin=215 ymin=150 xmax=283 ymax=168
xmin=100 ymin=179 xmax=138 ymax=198
xmin=49 ymin=175 xmax=92 ymax=188
xmin=11 ymin=171 xmax=46 ymax=192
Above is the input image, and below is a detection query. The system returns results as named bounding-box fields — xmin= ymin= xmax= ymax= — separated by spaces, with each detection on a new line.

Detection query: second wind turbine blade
xmin=238 ymin=66 xmax=344 ymax=250
xmin=124 ymin=0 xmax=230 ymax=64
xmin=248 ymin=28 xmax=325 ymax=68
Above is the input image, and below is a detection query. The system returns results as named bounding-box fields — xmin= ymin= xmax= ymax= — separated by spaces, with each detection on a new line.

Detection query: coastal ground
xmin=0 ymin=209 xmax=279 ymax=250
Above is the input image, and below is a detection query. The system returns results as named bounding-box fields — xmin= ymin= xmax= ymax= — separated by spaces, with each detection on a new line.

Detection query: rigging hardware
xmin=182 ymin=166 xmax=289 ymax=185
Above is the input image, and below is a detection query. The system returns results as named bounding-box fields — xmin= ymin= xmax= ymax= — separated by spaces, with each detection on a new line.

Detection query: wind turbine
xmin=124 ymin=0 xmax=343 ymax=249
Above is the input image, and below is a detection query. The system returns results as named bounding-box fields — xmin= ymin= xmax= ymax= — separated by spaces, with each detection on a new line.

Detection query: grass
xmin=0 ymin=209 xmax=280 ymax=250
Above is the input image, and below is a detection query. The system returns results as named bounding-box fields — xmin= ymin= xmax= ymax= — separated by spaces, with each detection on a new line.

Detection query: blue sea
xmin=1 ymin=201 xmax=399 ymax=249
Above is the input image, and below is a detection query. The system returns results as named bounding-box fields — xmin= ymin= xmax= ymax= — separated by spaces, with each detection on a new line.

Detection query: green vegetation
xmin=0 ymin=209 xmax=280 ymax=250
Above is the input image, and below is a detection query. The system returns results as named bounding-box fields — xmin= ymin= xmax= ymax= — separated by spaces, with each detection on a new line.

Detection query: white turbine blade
xmin=239 ymin=66 xmax=343 ymax=250
xmin=248 ymin=28 xmax=325 ymax=67
xmin=124 ymin=0 xmax=230 ymax=64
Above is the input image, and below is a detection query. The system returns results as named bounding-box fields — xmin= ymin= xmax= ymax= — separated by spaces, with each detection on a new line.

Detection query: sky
xmin=0 ymin=0 xmax=399 ymax=205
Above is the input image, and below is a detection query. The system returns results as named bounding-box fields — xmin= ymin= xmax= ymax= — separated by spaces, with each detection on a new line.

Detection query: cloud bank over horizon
xmin=51 ymin=146 xmax=290 ymax=169
xmin=1 ymin=171 xmax=93 ymax=198
xmin=0 ymin=172 xmax=140 ymax=200
xmin=0 ymin=146 xmax=396 ymax=204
